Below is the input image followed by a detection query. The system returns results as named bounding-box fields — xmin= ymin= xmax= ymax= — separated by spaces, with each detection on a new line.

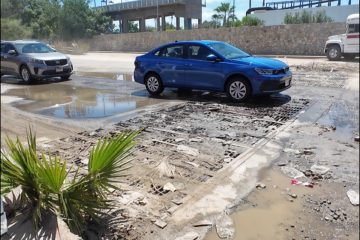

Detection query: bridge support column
xmin=157 ymin=17 xmax=161 ymax=31
xmin=122 ymin=19 xmax=129 ymax=33
xmin=198 ymin=18 xmax=202 ymax=28
xmin=140 ymin=18 xmax=146 ymax=32
xmin=176 ymin=17 xmax=180 ymax=30
xmin=185 ymin=18 xmax=192 ymax=30
xmin=162 ymin=15 xmax=166 ymax=31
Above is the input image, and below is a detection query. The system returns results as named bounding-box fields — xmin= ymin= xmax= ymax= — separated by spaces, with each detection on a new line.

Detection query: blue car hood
xmin=230 ymin=56 xmax=287 ymax=69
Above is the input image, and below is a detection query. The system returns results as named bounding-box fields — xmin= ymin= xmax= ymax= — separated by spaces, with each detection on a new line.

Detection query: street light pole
xmin=156 ymin=0 xmax=159 ymax=32
xmin=233 ymin=0 xmax=235 ymax=27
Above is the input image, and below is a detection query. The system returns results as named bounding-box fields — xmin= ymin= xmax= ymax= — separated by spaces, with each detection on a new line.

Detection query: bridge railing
xmin=101 ymin=0 xmax=186 ymax=12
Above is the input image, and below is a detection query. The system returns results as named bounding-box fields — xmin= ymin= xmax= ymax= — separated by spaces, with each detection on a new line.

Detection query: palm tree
xmin=214 ymin=2 xmax=235 ymax=27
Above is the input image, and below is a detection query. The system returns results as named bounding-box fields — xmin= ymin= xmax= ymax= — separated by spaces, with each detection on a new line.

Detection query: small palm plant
xmin=1 ymin=129 xmax=139 ymax=235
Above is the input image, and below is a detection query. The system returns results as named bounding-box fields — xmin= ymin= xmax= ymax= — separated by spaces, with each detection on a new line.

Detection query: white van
xmin=324 ymin=13 xmax=359 ymax=61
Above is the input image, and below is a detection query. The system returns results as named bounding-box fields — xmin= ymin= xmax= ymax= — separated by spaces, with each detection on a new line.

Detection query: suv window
xmin=158 ymin=45 xmax=184 ymax=58
xmin=188 ymin=45 xmax=213 ymax=61
xmin=1 ymin=43 xmax=16 ymax=54
xmin=348 ymin=24 xmax=359 ymax=34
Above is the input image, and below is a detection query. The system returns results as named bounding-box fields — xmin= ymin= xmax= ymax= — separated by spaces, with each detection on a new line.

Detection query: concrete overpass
xmin=98 ymin=0 xmax=203 ymax=33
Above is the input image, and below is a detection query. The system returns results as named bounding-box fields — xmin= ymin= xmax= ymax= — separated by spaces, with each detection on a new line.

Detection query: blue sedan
xmin=134 ymin=40 xmax=292 ymax=102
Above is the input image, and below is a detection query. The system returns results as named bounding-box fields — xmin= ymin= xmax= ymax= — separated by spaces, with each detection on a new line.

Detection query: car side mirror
xmin=206 ymin=54 xmax=220 ymax=62
xmin=8 ymin=49 xmax=17 ymax=55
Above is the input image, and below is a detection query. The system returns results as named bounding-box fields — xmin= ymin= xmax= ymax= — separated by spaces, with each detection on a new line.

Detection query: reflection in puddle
xmin=4 ymin=84 xmax=161 ymax=119
xmin=75 ymin=72 xmax=134 ymax=81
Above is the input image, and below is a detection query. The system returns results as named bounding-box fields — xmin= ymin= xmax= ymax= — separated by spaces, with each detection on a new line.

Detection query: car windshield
xmin=14 ymin=43 xmax=55 ymax=54
xmin=207 ymin=42 xmax=250 ymax=59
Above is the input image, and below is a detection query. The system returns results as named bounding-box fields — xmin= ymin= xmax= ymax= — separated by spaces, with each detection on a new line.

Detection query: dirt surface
xmin=1 ymin=56 xmax=359 ymax=240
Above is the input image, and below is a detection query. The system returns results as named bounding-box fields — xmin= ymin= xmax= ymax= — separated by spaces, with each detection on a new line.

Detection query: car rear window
xmin=156 ymin=45 xmax=184 ymax=58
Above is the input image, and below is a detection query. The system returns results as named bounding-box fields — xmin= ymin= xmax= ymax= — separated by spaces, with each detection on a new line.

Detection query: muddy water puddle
xmin=4 ymin=84 xmax=162 ymax=119
xmin=205 ymin=169 xmax=327 ymax=240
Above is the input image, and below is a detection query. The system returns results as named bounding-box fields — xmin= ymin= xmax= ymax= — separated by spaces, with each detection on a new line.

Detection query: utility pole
xmin=157 ymin=0 xmax=159 ymax=32
xmin=232 ymin=0 xmax=235 ymax=27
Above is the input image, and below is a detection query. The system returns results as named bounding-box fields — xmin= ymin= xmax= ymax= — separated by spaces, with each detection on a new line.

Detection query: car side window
xmin=188 ymin=45 xmax=213 ymax=61
xmin=1 ymin=44 xmax=9 ymax=54
xmin=159 ymin=45 xmax=184 ymax=59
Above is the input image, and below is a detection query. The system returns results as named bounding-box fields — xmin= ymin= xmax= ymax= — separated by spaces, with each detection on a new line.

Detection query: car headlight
xmin=29 ymin=58 xmax=44 ymax=64
xmin=255 ymin=68 xmax=273 ymax=75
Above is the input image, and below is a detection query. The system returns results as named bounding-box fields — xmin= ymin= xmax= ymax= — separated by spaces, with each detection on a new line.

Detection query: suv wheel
xmin=145 ymin=73 xmax=164 ymax=96
xmin=226 ymin=77 xmax=251 ymax=102
xmin=327 ymin=45 xmax=341 ymax=61
xmin=20 ymin=65 xmax=33 ymax=83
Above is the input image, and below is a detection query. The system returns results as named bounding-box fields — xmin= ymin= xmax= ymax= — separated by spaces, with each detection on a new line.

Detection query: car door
xmin=184 ymin=44 xmax=224 ymax=91
xmin=155 ymin=44 xmax=186 ymax=87
xmin=1 ymin=43 xmax=19 ymax=75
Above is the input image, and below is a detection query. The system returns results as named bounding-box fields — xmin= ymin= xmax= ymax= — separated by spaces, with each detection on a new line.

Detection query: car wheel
xmin=61 ymin=75 xmax=71 ymax=80
xmin=226 ymin=77 xmax=251 ymax=102
xmin=145 ymin=73 xmax=164 ymax=96
xmin=20 ymin=65 xmax=33 ymax=84
xmin=327 ymin=45 xmax=341 ymax=61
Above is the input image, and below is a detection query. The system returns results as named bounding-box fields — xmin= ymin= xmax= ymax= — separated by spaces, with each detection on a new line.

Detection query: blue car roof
xmin=148 ymin=40 xmax=223 ymax=54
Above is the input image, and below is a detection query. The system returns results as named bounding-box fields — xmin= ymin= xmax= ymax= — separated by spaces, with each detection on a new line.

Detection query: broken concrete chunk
xmin=167 ymin=205 xmax=179 ymax=215
xmin=310 ymin=165 xmax=330 ymax=175
xmin=163 ymin=182 xmax=177 ymax=192
xmin=347 ymin=190 xmax=359 ymax=206
xmin=185 ymin=161 xmax=199 ymax=168
xmin=283 ymin=148 xmax=301 ymax=155
xmin=154 ymin=219 xmax=167 ymax=229
xmin=177 ymin=145 xmax=200 ymax=157
xmin=117 ymin=191 xmax=144 ymax=205
xmin=175 ymin=138 xmax=186 ymax=143
xmin=171 ymin=198 xmax=184 ymax=205
xmin=281 ymin=166 xmax=305 ymax=179
xmin=216 ymin=214 xmax=235 ymax=239
xmin=189 ymin=137 xmax=203 ymax=143
xmin=256 ymin=182 xmax=266 ymax=189
xmin=223 ymin=158 xmax=233 ymax=163
xmin=193 ymin=220 xmax=213 ymax=227
xmin=174 ymin=232 xmax=199 ymax=240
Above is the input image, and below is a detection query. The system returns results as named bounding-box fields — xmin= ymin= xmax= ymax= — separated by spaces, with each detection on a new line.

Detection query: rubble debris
xmin=346 ymin=190 xmax=359 ymax=206
xmin=223 ymin=158 xmax=233 ymax=163
xmin=154 ymin=219 xmax=167 ymax=229
xmin=184 ymin=161 xmax=200 ymax=168
xmin=216 ymin=214 xmax=235 ymax=239
xmin=163 ymin=183 xmax=177 ymax=192
xmin=177 ymin=145 xmax=200 ymax=157
xmin=287 ymin=193 xmax=298 ymax=199
xmin=310 ymin=165 xmax=330 ymax=175
xmin=193 ymin=220 xmax=213 ymax=227
xmin=189 ymin=137 xmax=203 ymax=143
xmin=167 ymin=205 xmax=179 ymax=214
xmin=283 ymin=148 xmax=301 ymax=155
xmin=117 ymin=192 xmax=145 ymax=205
xmin=175 ymin=138 xmax=186 ymax=143
xmin=155 ymin=159 xmax=175 ymax=178
xmin=280 ymin=166 xmax=305 ymax=179
xmin=171 ymin=198 xmax=184 ymax=205
xmin=256 ymin=182 xmax=266 ymax=189
xmin=174 ymin=232 xmax=199 ymax=240
xmin=277 ymin=161 xmax=288 ymax=167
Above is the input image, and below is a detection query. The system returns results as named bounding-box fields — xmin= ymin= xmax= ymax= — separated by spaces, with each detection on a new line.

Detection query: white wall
xmin=252 ymin=4 xmax=359 ymax=26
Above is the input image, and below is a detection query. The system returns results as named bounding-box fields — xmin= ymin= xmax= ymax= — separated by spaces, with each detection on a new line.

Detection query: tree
xmin=284 ymin=10 xmax=333 ymax=24
xmin=128 ymin=21 xmax=139 ymax=33
xmin=0 ymin=18 xmax=33 ymax=40
xmin=214 ymin=2 xmax=235 ymax=27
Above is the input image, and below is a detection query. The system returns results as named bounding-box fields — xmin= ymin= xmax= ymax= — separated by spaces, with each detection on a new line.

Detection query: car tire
xmin=61 ymin=74 xmax=71 ymax=80
xmin=226 ymin=77 xmax=251 ymax=102
xmin=145 ymin=73 xmax=164 ymax=96
xmin=20 ymin=65 xmax=33 ymax=84
xmin=327 ymin=45 xmax=341 ymax=61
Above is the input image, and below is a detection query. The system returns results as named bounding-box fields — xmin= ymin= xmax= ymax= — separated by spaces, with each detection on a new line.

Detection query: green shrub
xmin=240 ymin=16 xmax=264 ymax=26
xmin=284 ymin=10 xmax=333 ymax=24
xmin=0 ymin=18 xmax=33 ymax=40
xmin=1 ymin=129 xmax=139 ymax=234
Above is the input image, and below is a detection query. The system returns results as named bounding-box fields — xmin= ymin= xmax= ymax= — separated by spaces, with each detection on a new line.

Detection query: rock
xmin=310 ymin=165 xmax=330 ymax=175
xmin=288 ymin=193 xmax=297 ymax=199
xmin=167 ymin=205 xmax=179 ymax=214
xmin=280 ymin=166 xmax=305 ymax=179
xmin=193 ymin=220 xmax=213 ymax=227
xmin=163 ymin=182 xmax=177 ymax=192
xmin=347 ymin=190 xmax=359 ymax=206
xmin=89 ymin=131 xmax=98 ymax=137
xmin=177 ymin=145 xmax=200 ymax=157
xmin=171 ymin=198 xmax=184 ymax=205
xmin=223 ymin=158 xmax=233 ymax=163
xmin=277 ymin=161 xmax=287 ymax=166
xmin=175 ymin=232 xmax=199 ymax=240
xmin=185 ymin=161 xmax=200 ymax=168
xmin=175 ymin=138 xmax=186 ymax=143
xmin=256 ymin=182 xmax=266 ymax=189
xmin=302 ymin=149 xmax=314 ymax=155
xmin=189 ymin=137 xmax=203 ymax=143
xmin=283 ymin=148 xmax=301 ymax=155
xmin=154 ymin=219 xmax=167 ymax=229
xmin=216 ymin=214 xmax=235 ymax=239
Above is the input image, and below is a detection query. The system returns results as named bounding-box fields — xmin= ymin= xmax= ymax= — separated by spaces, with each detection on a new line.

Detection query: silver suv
xmin=0 ymin=40 xmax=73 ymax=83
